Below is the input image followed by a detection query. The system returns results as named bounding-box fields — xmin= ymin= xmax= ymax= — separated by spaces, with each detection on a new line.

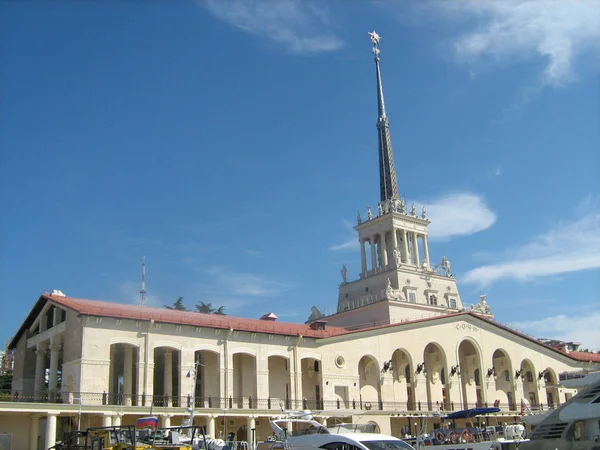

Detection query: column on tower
xmin=391 ymin=229 xmax=398 ymax=266
xmin=412 ymin=232 xmax=420 ymax=267
xmin=370 ymin=238 xmax=377 ymax=272
xmin=422 ymin=235 xmax=430 ymax=266
xmin=360 ymin=239 xmax=368 ymax=276
xmin=402 ymin=230 xmax=409 ymax=264
xmin=381 ymin=232 xmax=388 ymax=269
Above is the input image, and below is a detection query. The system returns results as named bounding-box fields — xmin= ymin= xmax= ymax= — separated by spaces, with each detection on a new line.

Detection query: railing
xmin=0 ymin=390 xmax=564 ymax=414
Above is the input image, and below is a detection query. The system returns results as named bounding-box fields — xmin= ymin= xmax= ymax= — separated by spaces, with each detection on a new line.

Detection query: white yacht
xmin=260 ymin=409 xmax=414 ymax=450
xmin=414 ymin=407 xmax=528 ymax=450
xmin=520 ymin=378 xmax=600 ymax=450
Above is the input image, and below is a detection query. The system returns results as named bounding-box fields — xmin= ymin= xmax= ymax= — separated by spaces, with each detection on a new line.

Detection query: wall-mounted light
xmin=487 ymin=367 xmax=496 ymax=378
xmin=515 ymin=369 xmax=523 ymax=379
xmin=538 ymin=369 xmax=547 ymax=380
xmin=382 ymin=359 xmax=393 ymax=373
xmin=415 ymin=362 xmax=425 ymax=375
xmin=450 ymin=365 xmax=460 ymax=377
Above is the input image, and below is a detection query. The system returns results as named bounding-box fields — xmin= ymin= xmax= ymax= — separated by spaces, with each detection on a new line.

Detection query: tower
xmin=140 ymin=256 xmax=147 ymax=307
xmin=331 ymin=32 xmax=463 ymax=328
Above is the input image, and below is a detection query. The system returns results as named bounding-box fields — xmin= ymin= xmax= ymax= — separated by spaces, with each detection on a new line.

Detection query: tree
xmin=165 ymin=296 xmax=188 ymax=311
xmin=195 ymin=302 xmax=226 ymax=315
xmin=0 ymin=372 xmax=12 ymax=390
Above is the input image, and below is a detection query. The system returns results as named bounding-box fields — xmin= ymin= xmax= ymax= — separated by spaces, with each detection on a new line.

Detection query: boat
xmin=520 ymin=378 xmax=600 ymax=450
xmin=414 ymin=407 xmax=528 ymax=450
xmin=260 ymin=409 xmax=415 ymax=450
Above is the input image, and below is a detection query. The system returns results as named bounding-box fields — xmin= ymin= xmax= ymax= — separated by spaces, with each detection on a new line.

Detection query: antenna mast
xmin=140 ymin=257 xmax=147 ymax=307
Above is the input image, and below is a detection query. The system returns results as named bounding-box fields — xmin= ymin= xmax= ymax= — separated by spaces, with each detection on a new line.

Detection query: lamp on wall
xmin=515 ymin=369 xmax=523 ymax=379
xmin=382 ymin=359 xmax=393 ymax=373
xmin=538 ymin=369 xmax=547 ymax=380
xmin=415 ymin=362 xmax=425 ymax=375
xmin=487 ymin=367 xmax=496 ymax=378
xmin=450 ymin=365 xmax=460 ymax=377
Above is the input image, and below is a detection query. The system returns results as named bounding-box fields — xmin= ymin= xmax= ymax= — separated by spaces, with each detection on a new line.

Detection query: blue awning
xmin=444 ymin=407 xmax=501 ymax=419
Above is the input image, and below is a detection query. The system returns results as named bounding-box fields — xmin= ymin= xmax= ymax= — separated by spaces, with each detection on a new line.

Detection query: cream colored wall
xmin=0 ymin=412 xmax=33 ymax=450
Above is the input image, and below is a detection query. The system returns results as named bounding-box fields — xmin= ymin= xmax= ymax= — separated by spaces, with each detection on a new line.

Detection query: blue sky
xmin=1 ymin=0 xmax=599 ymax=350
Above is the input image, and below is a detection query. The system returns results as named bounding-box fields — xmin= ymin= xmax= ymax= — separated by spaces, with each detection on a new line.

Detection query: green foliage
xmin=195 ymin=302 xmax=226 ymax=315
xmin=0 ymin=372 xmax=12 ymax=390
xmin=165 ymin=296 xmax=188 ymax=311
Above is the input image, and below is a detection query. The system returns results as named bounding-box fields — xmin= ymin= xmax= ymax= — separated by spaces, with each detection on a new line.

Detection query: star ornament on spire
xmin=368 ymin=30 xmax=381 ymax=46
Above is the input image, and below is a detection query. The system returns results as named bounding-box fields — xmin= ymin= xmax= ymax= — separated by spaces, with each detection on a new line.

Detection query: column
xmin=422 ymin=235 xmax=430 ymax=265
xmin=123 ymin=345 xmax=133 ymax=406
xmin=391 ymin=230 xmax=398 ymax=266
xmin=46 ymin=413 xmax=58 ymax=450
xmin=208 ymin=416 xmax=216 ymax=438
xmin=163 ymin=414 xmax=172 ymax=428
xmin=412 ymin=232 xmax=420 ymax=267
xmin=112 ymin=415 xmax=122 ymax=426
xmin=247 ymin=417 xmax=256 ymax=450
xmin=381 ymin=232 xmax=388 ymax=268
xmin=48 ymin=343 xmax=60 ymax=394
xmin=360 ymin=239 xmax=367 ymax=275
xmin=30 ymin=414 xmax=40 ymax=450
xmin=102 ymin=414 xmax=112 ymax=427
xmin=370 ymin=239 xmax=377 ymax=271
xmin=402 ymin=230 xmax=409 ymax=264
xmin=164 ymin=349 xmax=173 ymax=407
xmin=34 ymin=347 xmax=46 ymax=399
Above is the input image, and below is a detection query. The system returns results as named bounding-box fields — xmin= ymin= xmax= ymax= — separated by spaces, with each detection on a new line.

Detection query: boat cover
xmin=444 ymin=407 xmax=501 ymax=419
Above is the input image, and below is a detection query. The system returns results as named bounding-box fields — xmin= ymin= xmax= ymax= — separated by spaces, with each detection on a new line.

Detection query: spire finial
xmin=369 ymin=30 xmax=399 ymax=203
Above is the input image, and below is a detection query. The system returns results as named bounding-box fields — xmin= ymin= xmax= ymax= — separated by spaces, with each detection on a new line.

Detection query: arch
xmin=268 ymin=349 xmax=290 ymax=359
xmin=301 ymin=356 xmax=324 ymax=410
xmin=457 ymin=339 xmax=484 ymax=408
xmin=423 ymin=342 xmax=449 ymax=410
xmin=541 ymin=367 xmax=559 ymax=408
xmin=109 ymin=337 xmax=141 ymax=347
xmin=268 ymin=355 xmax=290 ymax=408
xmin=491 ymin=348 xmax=515 ymax=410
xmin=518 ymin=358 xmax=539 ymax=407
xmin=193 ymin=344 xmax=220 ymax=353
xmin=152 ymin=341 xmax=182 ymax=351
xmin=299 ymin=352 xmax=322 ymax=361
xmin=108 ymin=343 xmax=139 ymax=406
xmin=191 ymin=349 xmax=220 ymax=408
xmin=358 ymin=355 xmax=380 ymax=408
xmin=152 ymin=346 xmax=181 ymax=407
xmin=231 ymin=347 xmax=257 ymax=357
xmin=233 ymin=352 xmax=257 ymax=408
xmin=390 ymin=348 xmax=414 ymax=410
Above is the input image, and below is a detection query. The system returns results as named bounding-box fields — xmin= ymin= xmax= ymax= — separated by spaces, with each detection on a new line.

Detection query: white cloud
xmin=205 ymin=266 xmax=289 ymax=296
xmin=444 ymin=0 xmax=600 ymax=86
xmin=329 ymin=219 xmax=359 ymax=251
xmin=464 ymin=210 xmax=600 ymax=285
xmin=425 ymin=193 xmax=497 ymax=240
xmin=201 ymin=0 xmax=344 ymax=53
xmin=510 ymin=309 xmax=600 ymax=351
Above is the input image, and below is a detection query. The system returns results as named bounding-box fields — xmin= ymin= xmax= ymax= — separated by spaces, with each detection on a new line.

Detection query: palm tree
xmin=165 ymin=296 xmax=188 ymax=311
xmin=195 ymin=302 xmax=226 ymax=315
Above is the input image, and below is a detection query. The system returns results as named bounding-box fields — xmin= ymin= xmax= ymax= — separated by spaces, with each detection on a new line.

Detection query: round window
xmin=335 ymin=355 xmax=345 ymax=368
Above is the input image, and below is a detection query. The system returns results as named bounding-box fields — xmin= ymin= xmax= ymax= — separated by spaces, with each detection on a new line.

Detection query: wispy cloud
xmin=205 ymin=266 xmax=289 ymax=297
xmin=425 ymin=192 xmax=496 ymax=240
xmin=442 ymin=0 xmax=600 ymax=87
xmin=329 ymin=219 xmax=358 ymax=251
xmin=201 ymin=0 xmax=344 ymax=53
xmin=510 ymin=308 xmax=600 ymax=351
xmin=464 ymin=208 xmax=600 ymax=286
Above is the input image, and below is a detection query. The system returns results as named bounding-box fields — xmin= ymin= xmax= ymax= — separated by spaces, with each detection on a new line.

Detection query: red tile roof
xmin=568 ymin=351 xmax=600 ymax=362
xmin=42 ymin=294 xmax=350 ymax=338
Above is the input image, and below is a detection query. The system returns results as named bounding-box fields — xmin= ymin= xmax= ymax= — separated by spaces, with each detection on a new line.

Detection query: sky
xmin=1 ymin=0 xmax=599 ymax=351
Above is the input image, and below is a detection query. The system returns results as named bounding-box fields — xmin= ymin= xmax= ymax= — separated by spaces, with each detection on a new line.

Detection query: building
xmin=2 ymin=32 xmax=599 ymax=450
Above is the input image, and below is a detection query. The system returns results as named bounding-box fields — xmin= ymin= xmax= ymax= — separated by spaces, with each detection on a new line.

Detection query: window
xmin=428 ymin=294 xmax=438 ymax=306
xmin=362 ymin=440 xmax=416 ymax=450
xmin=526 ymin=371 xmax=534 ymax=383
xmin=320 ymin=443 xmax=361 ymax=450
xmin=408 ymin=292 xmax=416 ymax=303
xmin=449 ymin=298 xmax=457 ymax=309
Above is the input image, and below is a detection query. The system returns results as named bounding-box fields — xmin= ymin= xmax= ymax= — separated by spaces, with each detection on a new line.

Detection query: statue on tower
xmin=410 ymin=203 xmax=417 ymax=217
xmin=367 ymin=206 xmax=373 ymax=220
xmin=357 ymin=211 xmax=362 ymax=225
xmin=393 ymin=247 xmax=401 ymax=266
xmin=441 ymin=256 xmax=452 ymax=277
xmin=341 ymin=264 xmax=348 ymax=283
xmin=471 ymin=294 xmax=492 ymax=315
xmin=421 ymin=205 xmax=427 ymax=219
xmin=399 ymin=198 xmax=406 ymax=214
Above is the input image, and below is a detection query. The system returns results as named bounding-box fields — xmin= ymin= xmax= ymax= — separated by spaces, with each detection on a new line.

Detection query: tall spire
xmin=369 ymin=31 xmax=399 ymax=203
